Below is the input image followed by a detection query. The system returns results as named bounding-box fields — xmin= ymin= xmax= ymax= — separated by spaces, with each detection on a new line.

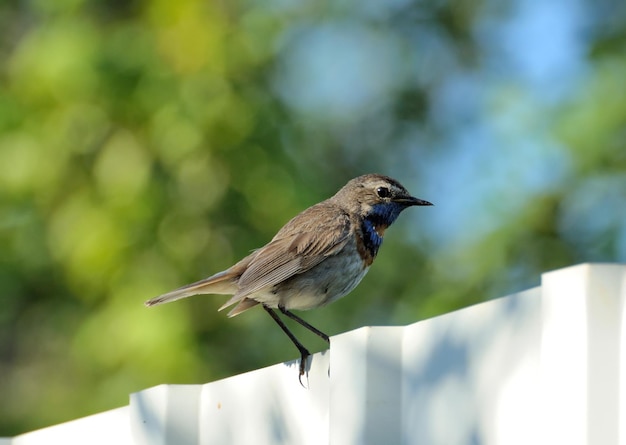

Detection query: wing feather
xmin=226 ymin=203 xmax=352 ymax=305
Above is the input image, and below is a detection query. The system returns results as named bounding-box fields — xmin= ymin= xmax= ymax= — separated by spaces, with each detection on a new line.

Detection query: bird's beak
xmin=396 ymin=196 xmax=433 ymax=206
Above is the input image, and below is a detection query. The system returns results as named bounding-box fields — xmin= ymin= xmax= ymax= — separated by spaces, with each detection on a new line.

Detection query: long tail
xmin=144 ymin=270 xmax=237 ymax=307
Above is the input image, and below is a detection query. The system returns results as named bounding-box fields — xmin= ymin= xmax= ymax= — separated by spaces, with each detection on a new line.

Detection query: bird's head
xmin=331 ymin=174 xmax=432 ymax=225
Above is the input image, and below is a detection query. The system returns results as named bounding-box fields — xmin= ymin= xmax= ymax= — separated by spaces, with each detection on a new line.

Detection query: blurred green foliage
xmin=1 ymin=0 xmax=625 ymax=436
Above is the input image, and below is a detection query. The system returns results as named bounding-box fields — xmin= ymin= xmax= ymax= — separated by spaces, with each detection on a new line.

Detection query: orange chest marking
xmin=355 ymin=236 xmax=375 ymax=267
xmin=357 ymin=219 xmax=388 ymax=267
xmin=375 ymin=223 xmax=388 ymax=237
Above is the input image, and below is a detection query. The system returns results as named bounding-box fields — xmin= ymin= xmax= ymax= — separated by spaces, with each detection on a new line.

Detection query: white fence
xmin=3 ymin=263 xmax=625 ymax=444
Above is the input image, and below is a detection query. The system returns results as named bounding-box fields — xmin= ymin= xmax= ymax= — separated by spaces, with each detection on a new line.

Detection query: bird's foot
xmin=298 ymin=349 xmax=310 ymax=388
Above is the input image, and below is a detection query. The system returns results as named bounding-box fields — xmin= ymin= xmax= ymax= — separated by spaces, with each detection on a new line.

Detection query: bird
xmin=145 ymin=174 xmax=432 ymax=382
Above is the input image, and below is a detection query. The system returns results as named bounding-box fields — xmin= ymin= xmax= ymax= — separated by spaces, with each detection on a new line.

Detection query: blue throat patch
xmin=362 ymin=219 xmax=383 ymax=257
xmin=361 ymin=203 xmax=404 ymax=257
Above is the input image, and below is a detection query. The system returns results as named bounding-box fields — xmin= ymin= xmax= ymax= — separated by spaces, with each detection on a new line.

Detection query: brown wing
xmin=220 ymin=203 xmax=352 ymax=308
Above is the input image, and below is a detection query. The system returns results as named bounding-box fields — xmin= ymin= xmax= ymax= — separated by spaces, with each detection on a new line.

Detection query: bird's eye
xmin=376 ymin=187 xmax=390 ymax=198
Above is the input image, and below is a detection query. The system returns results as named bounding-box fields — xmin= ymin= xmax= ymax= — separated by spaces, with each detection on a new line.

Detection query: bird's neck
xmin=360 ymin=203 xmax=403 ymax=260
xmin=361 ymin=219 xmax=383 ymax=261
xmin=367 ymin=203 xmax=403 ymax=228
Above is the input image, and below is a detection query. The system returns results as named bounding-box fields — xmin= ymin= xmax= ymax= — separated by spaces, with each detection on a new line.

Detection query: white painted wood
xmin=2 ymin=263 xmax=624 ymax=445
xmin=130 ymin=384 xmax=202 ymax=445
xmin=196 ymin=350 xmax=330 ymax=445
xmin=7 ymin=407 xmax=130 ymax=445
xmin=401 ymin=286 xmax=544 ymax=445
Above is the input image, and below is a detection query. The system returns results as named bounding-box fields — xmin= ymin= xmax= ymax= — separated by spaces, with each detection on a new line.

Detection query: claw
xmin=298 ymin=352 xmax=309 ymax=387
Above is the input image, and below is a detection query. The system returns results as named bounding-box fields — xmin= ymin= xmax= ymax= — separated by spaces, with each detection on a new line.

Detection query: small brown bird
xmin=145 ymin=174 xmax=432 ymax=380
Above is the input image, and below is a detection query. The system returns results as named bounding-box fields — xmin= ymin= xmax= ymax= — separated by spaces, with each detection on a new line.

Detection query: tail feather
xmin=144 ymin=270 xmax=237 ymax=307
xmin=225 ymin=298 xmax=260 ymax=317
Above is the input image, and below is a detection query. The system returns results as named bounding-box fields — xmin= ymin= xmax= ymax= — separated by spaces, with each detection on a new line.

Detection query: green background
xmin=1 ymin=0 xmax=625 ymax=436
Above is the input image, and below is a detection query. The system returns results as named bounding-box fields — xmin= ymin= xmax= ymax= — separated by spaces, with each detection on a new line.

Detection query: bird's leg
xmin=262 ymin=304 xmax=310 ymax=384
xmin=278 ymin=305 xmax=330 ymax=344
